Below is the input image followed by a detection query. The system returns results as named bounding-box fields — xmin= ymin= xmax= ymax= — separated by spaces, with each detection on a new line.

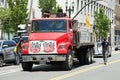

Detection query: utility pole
xmin=29 ymin=0 xmax=33 ymax=21
xmin=65 ymin=1 xmax=75 ymax=18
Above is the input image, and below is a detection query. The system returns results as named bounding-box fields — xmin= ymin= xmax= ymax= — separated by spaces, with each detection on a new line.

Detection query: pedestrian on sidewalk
xmin=101 ymin=38 xmax=109 ymax=65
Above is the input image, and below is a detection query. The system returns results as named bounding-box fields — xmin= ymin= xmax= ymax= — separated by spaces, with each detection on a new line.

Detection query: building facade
xmin=114 ymin=0 xmax=120 ymax=45
xmin=0 ymin=0 xmax=7 ymax=8
xmin=56 ymin=0 xmax=115 ymax=46
xmin=27 ymin=0 xmax=41 ymax=20
xmin=0 ymin=0 xmax=115 ymax=44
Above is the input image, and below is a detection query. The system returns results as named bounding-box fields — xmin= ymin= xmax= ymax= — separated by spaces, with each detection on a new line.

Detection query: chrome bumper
xmin=22 ymin=54 xmax=66 ymax=62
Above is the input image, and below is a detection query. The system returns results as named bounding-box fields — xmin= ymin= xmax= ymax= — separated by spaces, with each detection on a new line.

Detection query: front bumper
xmin=22 ymin=54 xmax=66 ymax=62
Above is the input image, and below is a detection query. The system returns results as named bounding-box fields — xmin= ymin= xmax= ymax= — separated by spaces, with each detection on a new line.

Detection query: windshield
xmin=32 ymin=20 xmax=66 ymax=32
xmin=22 ymin=37 xmax=28 ymax=42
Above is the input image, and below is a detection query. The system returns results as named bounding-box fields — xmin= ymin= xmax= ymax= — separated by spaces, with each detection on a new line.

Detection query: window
xmin=22 ymin=36 xmax=28 ymax=42
xmin=7 ymin=41 xmax=16 ymax=47
xmin=87 ymin=4 xmax=89 ymax=13
xmin=32 ymin=21 xmax=39 ymax=32
xmin=1 ymin=0 xmax=4 ymax=3
xmin=1 ymin=0 xmax=4 ymax=5
xmin=119 ymin=0 xmax=120 ymax=4
xmin=84 ymin=1 xmax=86 ymax=13
xmin=77 ymin=0 xmax=79 ymax=11
xmin=12 ymin=37 xmax=20 ymax=43
xmin=81 ymin=1 xmax=83 ymax=14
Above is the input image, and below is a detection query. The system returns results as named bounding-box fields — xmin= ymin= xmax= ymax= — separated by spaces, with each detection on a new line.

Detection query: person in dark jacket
xmin=43 ymin=9 xmax=50 ymax=18
xmin=56 ymin=9 xmax=64 ymax=17
xmin=101 ymin=38 xmax=109 ymax=65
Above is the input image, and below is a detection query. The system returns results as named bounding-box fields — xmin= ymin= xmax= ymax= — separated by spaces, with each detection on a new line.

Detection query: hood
xmin=29 ymin=33 xmax=68 ymax=41
xmin=21 ymin=42 xmax=29 ymax=47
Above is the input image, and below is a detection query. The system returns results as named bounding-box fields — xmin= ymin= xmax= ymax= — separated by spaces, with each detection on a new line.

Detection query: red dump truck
xmin=21 ymin=17 xmax=95 ymax=71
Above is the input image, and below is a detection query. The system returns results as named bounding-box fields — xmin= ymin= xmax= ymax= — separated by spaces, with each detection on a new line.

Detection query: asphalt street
xmin=0 ymin=50 xmax=120 ymax=80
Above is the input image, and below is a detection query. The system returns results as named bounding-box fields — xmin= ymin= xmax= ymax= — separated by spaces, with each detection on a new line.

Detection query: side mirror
xmin=3 ymin=45 xmax=8 ymax=48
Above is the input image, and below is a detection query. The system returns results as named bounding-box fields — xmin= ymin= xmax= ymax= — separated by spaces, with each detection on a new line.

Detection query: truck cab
xmin=21 ymin=18 xmax=74 ymax=71
xmin=21 ymin=17 xmax=94 ymax=71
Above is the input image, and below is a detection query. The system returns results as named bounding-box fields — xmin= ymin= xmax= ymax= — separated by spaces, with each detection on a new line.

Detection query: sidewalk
xmin=112 ymin=50 xmax=120 ymax=54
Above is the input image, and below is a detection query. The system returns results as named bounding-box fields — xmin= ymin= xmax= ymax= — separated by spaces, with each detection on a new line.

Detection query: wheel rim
xmin=91 ymin=53 xmax=93 ymax=63
xmin=91 ymin=49 xmax=94 ymax=62
xmin=68 ymin=54 xmax=73 ymax=67
xmin=88 ymin=53 xmax=91 ymax=62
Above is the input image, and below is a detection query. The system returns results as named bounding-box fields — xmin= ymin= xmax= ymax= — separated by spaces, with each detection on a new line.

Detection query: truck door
xmin=68 ymin=21 xmax=73 ymax=45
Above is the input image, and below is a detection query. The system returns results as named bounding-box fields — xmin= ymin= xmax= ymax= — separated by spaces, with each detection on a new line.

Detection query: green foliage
xmin=0 ymin=0 xmax=28 ymax=39
xmin=0 ymin=8 xmax=13 ymax=33
xmin=7 ymin=0 xmax=28 ymax=33
xmin=94 ymin=7 xmax=110 ymax=39
xmin=0 ymin=7 xmax=14 ymax=39
xmin=38 ymin=0 xmax=61 ymax=16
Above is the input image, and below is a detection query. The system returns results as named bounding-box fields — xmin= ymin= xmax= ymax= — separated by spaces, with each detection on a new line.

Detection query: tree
xmin=38 ymin=0 xmax=61 ymax=17
xmin=0 ymin=7 xmax=13 ymax=39
xmin=94 ymin=7 xmax=110 ymax=40
xmin=7 ymin=0 xmax=28 ymax=34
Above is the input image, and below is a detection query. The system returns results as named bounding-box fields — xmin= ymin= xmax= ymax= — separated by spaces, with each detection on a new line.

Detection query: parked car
xmin=0 ymin=40 xmax=20 ymax=67
xmin=94 ymin=42 xmax=111 ymax=57
xmin=115 ymin=45 xmax=120 ymax=51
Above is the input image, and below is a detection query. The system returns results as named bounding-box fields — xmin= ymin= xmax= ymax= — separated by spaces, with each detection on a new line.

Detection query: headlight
xmin=59 ymin=44 xmax=66 ymax=50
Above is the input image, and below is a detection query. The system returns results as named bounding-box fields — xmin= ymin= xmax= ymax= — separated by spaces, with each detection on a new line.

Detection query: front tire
xmin=63 ymin=49 xmax=73 ymax=70
xmin=21 ymin=62 xmax=33 ymax=71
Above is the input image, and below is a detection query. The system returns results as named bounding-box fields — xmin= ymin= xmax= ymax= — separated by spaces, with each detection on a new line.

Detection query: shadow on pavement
xmin=29 ymin=60 xmax=96 ymax=72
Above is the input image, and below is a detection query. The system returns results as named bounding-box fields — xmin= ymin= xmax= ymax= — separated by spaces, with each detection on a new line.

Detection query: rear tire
xmin=108 ymin=46 xmax=112 ymax=57
xmin=84 ymin=48 xmax=91 ymax=64
xmin=90 ymin=48 xmax=94 ymax=63
xmin=21 ymin=62 xmax=33 ymax=71
xmin=78 ymin=49 xmax=85 ymax=65
xmin=63 ymin=49 xmax=73 ymax=70
xmin=0 ymin=56 xmax=4 ymax=67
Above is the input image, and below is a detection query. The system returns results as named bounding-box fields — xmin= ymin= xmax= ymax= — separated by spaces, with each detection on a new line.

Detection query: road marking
xmin=0 ymin=68 xmax=20 ymax=76
xmin=50 ymin=59 xmax=120 ymax=80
